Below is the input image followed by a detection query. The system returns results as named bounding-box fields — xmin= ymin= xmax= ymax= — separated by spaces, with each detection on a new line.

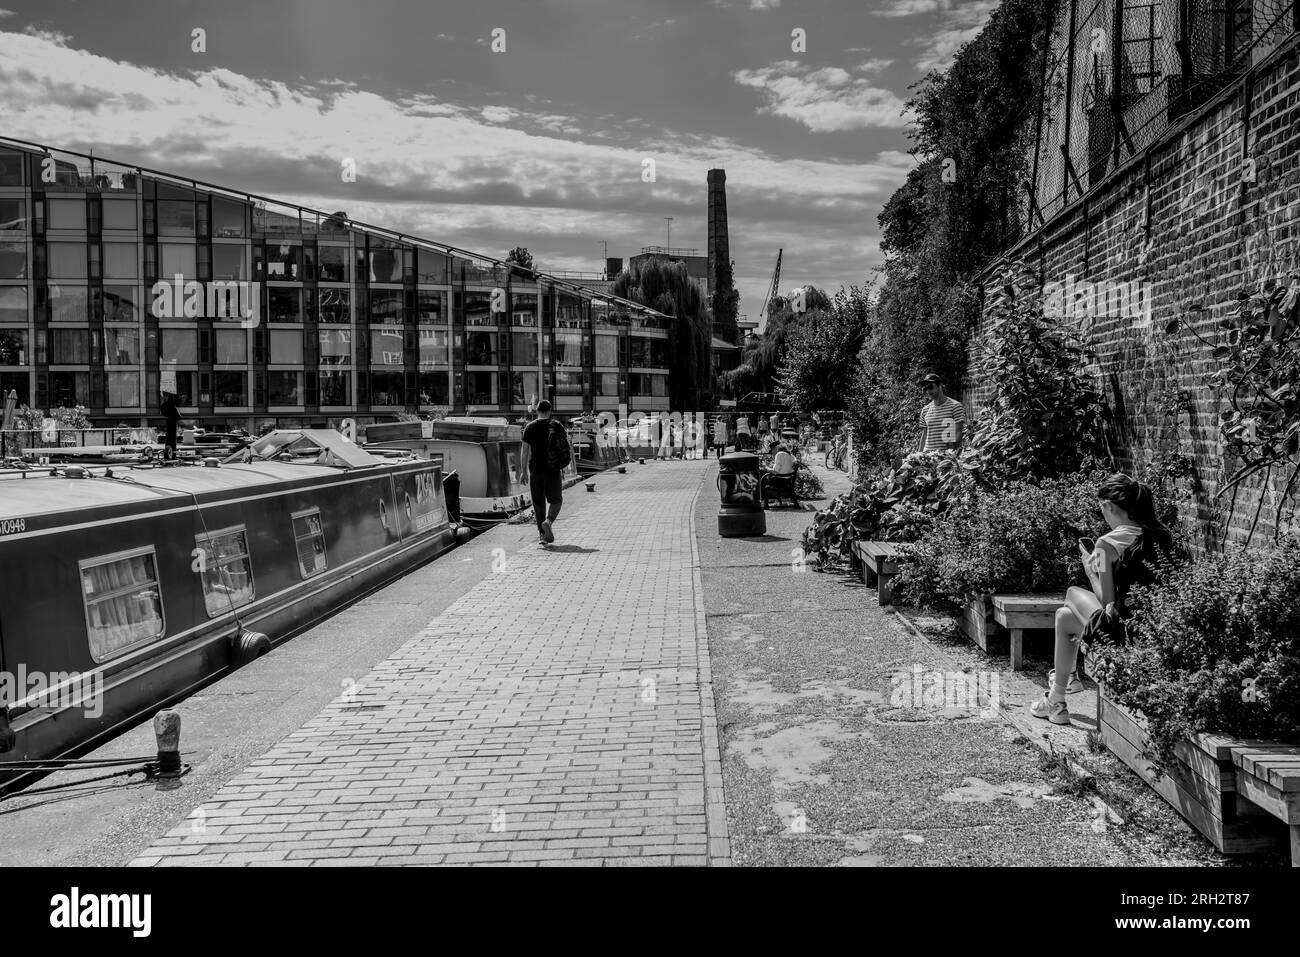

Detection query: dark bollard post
xmin=153 ymin=709 xmax=182 ymax=778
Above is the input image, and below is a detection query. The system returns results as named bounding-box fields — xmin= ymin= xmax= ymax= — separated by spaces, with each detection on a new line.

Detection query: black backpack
xmin=546 ymin=421 xmax=572 ymax=471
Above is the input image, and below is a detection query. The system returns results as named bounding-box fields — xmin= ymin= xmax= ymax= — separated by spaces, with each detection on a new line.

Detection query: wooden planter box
xmin=960 ymin=595 xmax=1004 ymax=651
xmin=1097 ymin=687 xmax=1285 ymax=855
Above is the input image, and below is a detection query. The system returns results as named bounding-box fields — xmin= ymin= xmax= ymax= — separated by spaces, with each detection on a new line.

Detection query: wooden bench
xmin=991 ymin=594 xmax=1059 ymax=671
xmin=850 ymin=540 xmax=902 ymax=605
xmin=1230 ymin=746 xmax=1300 ymax=866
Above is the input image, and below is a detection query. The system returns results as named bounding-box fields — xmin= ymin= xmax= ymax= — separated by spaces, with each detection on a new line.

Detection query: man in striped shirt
xmin=917 ymin=374 xmax=965 ymax=452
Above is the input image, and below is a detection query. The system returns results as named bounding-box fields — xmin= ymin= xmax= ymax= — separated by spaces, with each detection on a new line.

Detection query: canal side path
xmin=0 ymin=456 xmax=1241 ymax=865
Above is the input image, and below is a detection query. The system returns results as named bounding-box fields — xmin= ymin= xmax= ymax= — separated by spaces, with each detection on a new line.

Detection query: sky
xmin=0 ymin=0 xmax=1000 ymax=318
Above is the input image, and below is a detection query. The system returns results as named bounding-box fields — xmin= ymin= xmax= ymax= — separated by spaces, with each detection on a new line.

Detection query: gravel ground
xmin=696 ymin=459 xmax=1284 ymax=867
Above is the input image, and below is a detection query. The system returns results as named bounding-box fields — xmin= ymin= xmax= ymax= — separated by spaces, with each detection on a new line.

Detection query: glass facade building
xmin=0 ymin=138 xmax=673 ymax=431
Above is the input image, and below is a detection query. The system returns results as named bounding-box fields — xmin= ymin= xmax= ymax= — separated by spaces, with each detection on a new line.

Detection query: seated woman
xmin=1030 ymin=473 xmax=1173 ymax=725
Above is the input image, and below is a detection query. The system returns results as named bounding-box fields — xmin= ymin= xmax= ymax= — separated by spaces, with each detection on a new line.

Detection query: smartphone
xmin=1078 ymin=537 xmax=1096 ymax=554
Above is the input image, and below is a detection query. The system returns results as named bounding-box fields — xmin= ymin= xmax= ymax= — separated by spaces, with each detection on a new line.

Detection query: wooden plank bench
xmin=1230 ymin=746 xmax=1300 ymax=866
xmin=991 ymin=594 xmax=1058 ymax=671
xmin=850 ymin=540 xmax=902 ymax=605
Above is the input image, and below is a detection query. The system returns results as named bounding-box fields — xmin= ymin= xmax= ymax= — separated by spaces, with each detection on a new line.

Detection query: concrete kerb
xmin=687 ymin=466 xmax=732 ymax=866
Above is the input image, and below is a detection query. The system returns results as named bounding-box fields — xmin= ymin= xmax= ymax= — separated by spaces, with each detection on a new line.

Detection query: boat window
xmin=196 ymin=527 xmax=255 ymax=617
xmin=292 ymin=508 xmax=328 ymax=579
xmin=80 ymin=547 xmax=165 ymax=662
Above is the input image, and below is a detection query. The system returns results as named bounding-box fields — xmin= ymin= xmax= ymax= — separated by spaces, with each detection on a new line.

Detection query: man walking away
xmin=917 ymin=374 xmax=965 ymax=453
xmin=712 ymin=415 xmax=727 ymax=459
xmin=160 ymin=390 xmax=180 ymax=460
xmin=522 ymin=400 xmax=569 ymax=545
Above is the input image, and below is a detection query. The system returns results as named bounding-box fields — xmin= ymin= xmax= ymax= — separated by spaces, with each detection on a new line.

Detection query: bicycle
xmin=826 ymin=445 xmax=846 ymax=471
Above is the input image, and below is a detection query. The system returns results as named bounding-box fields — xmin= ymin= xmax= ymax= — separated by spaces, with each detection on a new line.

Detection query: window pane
xmin=556 ymin=370 xmax=583 ymax=395
xmin=0 ymin=242 xmax=26 ymax=279
xmin=103 ymin=242 xmax=137 ymax=279
xmin=48 ymin=198 xmax=87 ymax=230
xmin=103 ymin=285 xmax=138 ymax=323
xmin=467 ymin=330 xmax=497 ymax=365
xmin=599 ymin=372 xmax=619 ymax=396
xmin=318 ymin=246 xmax=349 ymax=282
xmin=268 ymin=370 xmax=303 ymax=405
xmin=556 ymin=333 xmax=584 ymax=367
xmin=510 ymin=371 xmax=538 ymax=405
xmin=416 ymin=289 xmax=443 ymax=323
xmin=49 ymin=243 xmax=87 ymax=278
xmin=197 ymin=529 xmax=255 ymax=616
xmin=265 ymin=242 xmax=302 ymax=280
xmin=511 ymin=293 xmax=538 ymax=326
xmin=270 ymin=328 xmax=302 ymax=364
xmin=0 ymin=198 xmax=28 ymax=232
xmin=105 ymin=327 xmax=141 ymax=365
xmin=464 ymin=291 xmax=494 ymax=326
xmin=595 ymin=336 xmax=617 ymax=367
xmin=53 ymin=328 xmax=89 ymax=363
xmin=467 ymin=370 xmax=497 ymax=404
xmin=268 ymin=288 xmax=301 ymax=323
xmin=82 ymin=550 xmax=164 ymax=661
xmin=369 ymin=370 xmax=404 ymax=405
xmin=368 ymin=247 xmax=400 ymax=282
xmin=370 ymin=327 xmax=404 ymax=366
xmin=214 ymin=371 xmax=246 ymax=406
xmin=0 ymin=371 xmax=30 ymax=405
xmin=0 ymin=329 xmax=27 ymax=365
xmin=102 ymin=197 xmax=136 ymax=231
xmin=158 ymin=200 xmax=196 ymax=237
xmin=50 ymin=370 xmax=89 ymax=406
xmin=107 ymin=371 xmax=140 ymax=407
xmin=418 ymin=371 xmax=450 ymax=405
xmin=49 ymin=285 xmax=88 ymax=322
xmin=318 ymin=327 xmax=352 ymax=365
xmin=320 ymin=370 xmax=349 ymax=405
xmin=161 ymin=329 xmax=197 ymax=364
xmin=416 ymin=251 xmax=448 ymax=284
xmin=318 ymin=287 xmax=349 ymax=323
xmin=512 ymin=332 xmax=539 ymax=366
xmin=212 ymin=199 xmax=245 ymax=238
xmin=0 ymin=286 xmax=28 ymax=322
xmin=418 ymin=328 xmax=448 ymax=368
xmin=213 ymin=244 xmax=244 ymax=281
xmin=0 ymin=150 xmax=23 ymax=187
xmin=160 ymin=243 xmax=196 ymax=280
xmin=369 ymin=290 xmax=403 ymax=324
xmin=215 ymin=329 xmax=247 ymax=363
xmin=292 ymin=511 xmax=328 ymax=578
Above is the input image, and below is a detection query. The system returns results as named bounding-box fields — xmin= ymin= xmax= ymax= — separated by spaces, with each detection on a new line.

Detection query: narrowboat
xmin=363 ymin=417 xmax=580 ymax=529
xmin=0 ymin=429 xmax=457 ymax=792
xmin=565 ymin=418 xmax=627 ymax=475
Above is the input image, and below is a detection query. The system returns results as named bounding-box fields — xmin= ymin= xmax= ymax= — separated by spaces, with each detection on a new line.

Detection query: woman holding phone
xmin=1029 ymin=474 xmax=1173 ymax=725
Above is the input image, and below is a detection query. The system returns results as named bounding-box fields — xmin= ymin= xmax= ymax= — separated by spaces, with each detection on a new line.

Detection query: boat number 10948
xmin=0 ymin=518 xmax=27 ymax=535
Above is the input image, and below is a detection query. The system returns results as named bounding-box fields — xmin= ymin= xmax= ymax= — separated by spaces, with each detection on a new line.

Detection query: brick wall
xmin=973 ymin=35 xmax=1300 ymax=549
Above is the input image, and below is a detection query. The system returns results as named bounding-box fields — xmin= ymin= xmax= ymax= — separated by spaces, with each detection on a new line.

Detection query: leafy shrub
xmin=795 ymin=466 xmax=825 ymax=500
xmin=1090 ymin=539 xmax=1300 ymax=762
xmin=891 ymin=473 xmax=1110 ymax=612
xmin=800 ymin=452 xmax=973 ymax=568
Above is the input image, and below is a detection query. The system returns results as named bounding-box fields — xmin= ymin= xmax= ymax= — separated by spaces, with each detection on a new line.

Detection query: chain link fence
xmin=1024 ymin=0 xmax=1299 ymax=228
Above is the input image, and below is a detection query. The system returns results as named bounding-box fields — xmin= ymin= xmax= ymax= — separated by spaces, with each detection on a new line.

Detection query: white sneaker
xmin=1029 ymin=694 xmax=1071 ymax=725
xmin=1047 ymin=668 xmax=1085 ymax=694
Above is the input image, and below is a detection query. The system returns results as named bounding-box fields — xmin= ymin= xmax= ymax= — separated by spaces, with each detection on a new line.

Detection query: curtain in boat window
xmin=81 ymin=550 xmax=164 ymax=660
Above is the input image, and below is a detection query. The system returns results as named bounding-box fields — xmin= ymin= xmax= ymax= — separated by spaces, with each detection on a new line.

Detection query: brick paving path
xmin=133 ymin=461 xmax=728 ymax=866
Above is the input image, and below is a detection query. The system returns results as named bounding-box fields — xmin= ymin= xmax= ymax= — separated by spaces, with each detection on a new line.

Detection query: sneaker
xmin=1029 ymin=694 xmax=1071 ymax=725
xmin=541 ymin=519 xmax=554 ymax=543
xmin=1047 ymin=668 xmax=1086 ymax=694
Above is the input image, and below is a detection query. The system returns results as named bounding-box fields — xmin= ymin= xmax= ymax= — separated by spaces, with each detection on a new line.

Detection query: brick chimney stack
xmin=707 ymin=168 xmax=729 ymax=300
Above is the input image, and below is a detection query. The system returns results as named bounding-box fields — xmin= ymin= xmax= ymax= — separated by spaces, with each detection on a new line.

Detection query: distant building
xmin=629 ymin=246 xmax=709 ymax=299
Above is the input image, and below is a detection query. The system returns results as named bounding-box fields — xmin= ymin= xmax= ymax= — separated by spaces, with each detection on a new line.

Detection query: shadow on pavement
xmin=545 ymin=544 xmax=600 ymax=554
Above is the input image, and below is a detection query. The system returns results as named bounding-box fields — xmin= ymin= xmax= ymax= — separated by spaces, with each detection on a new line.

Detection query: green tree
xmin=775 ymin=286 xmax=872 ymax=411
xmin=710 ymin=257 xmax=740 ymax=345
xmin=721 ymin=286 xmax=831 ymax=400
xmin=611 ymin=259 xmax=713 ymax=409
xmin=505 ymin=246 xmax=534 ymax=270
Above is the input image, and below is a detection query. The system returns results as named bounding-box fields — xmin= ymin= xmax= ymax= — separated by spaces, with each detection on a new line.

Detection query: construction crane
xmin=757 ymin=249 xmax=782 ymax=335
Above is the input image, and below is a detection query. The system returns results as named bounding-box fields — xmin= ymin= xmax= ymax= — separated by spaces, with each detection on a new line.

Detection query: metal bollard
xmin=153 ymin=709 xmax=183 ymax=778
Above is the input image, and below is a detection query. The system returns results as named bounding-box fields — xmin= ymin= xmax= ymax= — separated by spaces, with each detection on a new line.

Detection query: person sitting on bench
xmin=1030 ymin=473 xmax=1173 ymax=726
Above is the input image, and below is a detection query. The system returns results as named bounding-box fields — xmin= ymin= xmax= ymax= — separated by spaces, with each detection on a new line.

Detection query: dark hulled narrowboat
xmin=0 ymin=429 xmax=456 ymax=792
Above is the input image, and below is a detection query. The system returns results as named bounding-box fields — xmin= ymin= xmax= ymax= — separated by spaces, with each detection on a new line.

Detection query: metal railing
xmin=1023 ymin=0 xmax=1299 ymax=231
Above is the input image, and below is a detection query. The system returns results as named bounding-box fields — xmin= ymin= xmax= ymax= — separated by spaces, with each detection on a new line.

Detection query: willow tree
xmin=611 ymin=259 xmax=713 ymax=410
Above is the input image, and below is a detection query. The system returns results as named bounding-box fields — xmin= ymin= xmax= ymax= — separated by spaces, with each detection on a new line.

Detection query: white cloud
xmin=750 ymin=0 xmax=782 ymax=8
xmin=733 ymin=60 xmax=908 ymax=131
xmin=480 ymin=105 xmax=516 ymax=124
xmin=911 ymin=1 xmax=998 ymax=73
xmin=873 ymin=0 xmax=953 ymax=15
xmin=0 ymin=9 xmax=16 ymax=18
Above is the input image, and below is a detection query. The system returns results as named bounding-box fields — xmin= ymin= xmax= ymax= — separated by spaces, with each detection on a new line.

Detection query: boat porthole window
xmin=80 ymin=546 xmax=166 ymax=663
xmin=291 ymin=508 xmax=328 ymax=579
xmin=194 ymin=526 xmax=256 ymax=618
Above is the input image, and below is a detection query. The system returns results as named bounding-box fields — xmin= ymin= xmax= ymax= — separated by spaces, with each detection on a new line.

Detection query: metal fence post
xmin=1112 ymin=0 xmax=1125 ymax=171
xmin=1061 ymin=0 xmax=1080 ymax=206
